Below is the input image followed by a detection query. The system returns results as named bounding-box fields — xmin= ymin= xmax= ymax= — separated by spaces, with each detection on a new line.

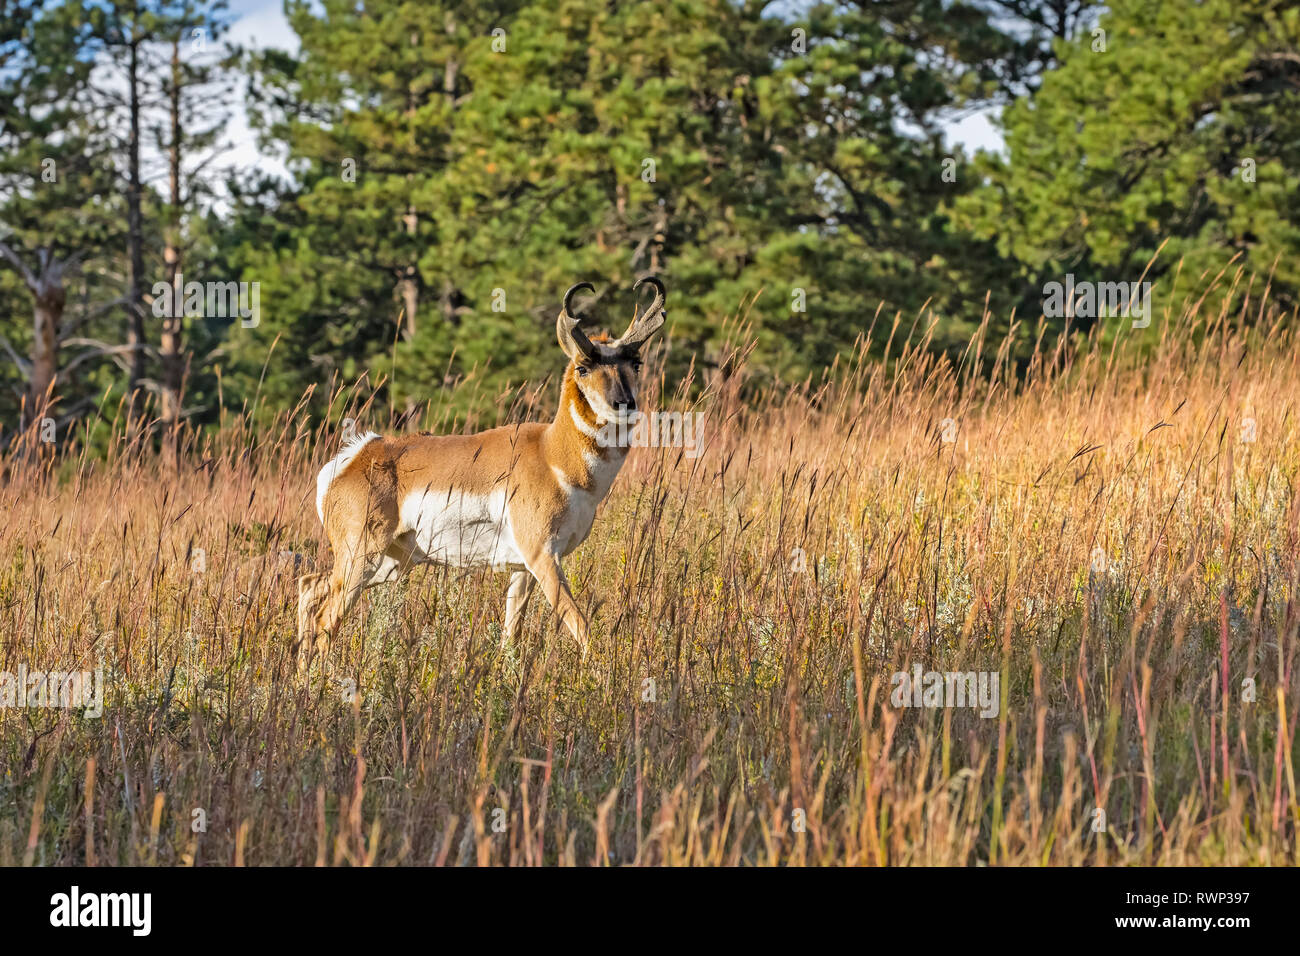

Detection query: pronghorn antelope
xmin=296 ymin=277 xmax=667 ymax=667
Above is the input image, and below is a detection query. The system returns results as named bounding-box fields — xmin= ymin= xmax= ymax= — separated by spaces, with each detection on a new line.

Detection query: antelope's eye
xmin=576 ymin=365 xmax=590 ymax=377
xmin=631 ymin=358 xmax=643 ymax=372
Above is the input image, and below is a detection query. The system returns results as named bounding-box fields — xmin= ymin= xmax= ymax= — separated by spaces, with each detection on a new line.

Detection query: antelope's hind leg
xmin=297 ymin=572 xmax=332 ymax=653
xmin=297 ymin=518 xmax=401 ymax=673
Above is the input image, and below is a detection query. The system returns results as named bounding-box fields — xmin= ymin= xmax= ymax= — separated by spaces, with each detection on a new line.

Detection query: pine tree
xmin=150 ymin=0 xmax=234 ymax=457
xmin=958 ymin=0 xmax=1300 ymax=330
xmin=0 ymin=0 xmax=123 ymax=437
xmin=231 ymin=0 xmax=1114 ymax=423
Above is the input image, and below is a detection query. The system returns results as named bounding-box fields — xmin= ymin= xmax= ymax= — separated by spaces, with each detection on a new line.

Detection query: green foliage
xmin=2 ymin=0 xmax=1297 ymax=441
xmin=958 ymin=0 xmax=1300 ymax=326
xmin=230 ymin=0 xmax=1042 ymax=424
xmin=0 ymin=0 xmax=123 ymax=431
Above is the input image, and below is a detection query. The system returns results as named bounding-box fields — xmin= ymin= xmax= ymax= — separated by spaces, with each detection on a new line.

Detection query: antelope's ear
xmin=558 ymin=283 xmax=598 ymax=362
xmin=556 ymin=318 xmax=577 ymax=361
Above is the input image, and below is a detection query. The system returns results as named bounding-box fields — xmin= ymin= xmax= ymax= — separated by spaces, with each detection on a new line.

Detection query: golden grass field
xmin=2 ymin=274 xmax=1299 ymax=866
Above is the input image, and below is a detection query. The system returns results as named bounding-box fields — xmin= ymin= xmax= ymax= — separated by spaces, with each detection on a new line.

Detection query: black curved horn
xmin=620 ymin=275 xmax=667 ymax=347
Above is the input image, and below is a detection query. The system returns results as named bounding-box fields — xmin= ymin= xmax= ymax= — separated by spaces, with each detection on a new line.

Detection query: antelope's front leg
xmin=524 ymin=553 xmax=589 ymax=655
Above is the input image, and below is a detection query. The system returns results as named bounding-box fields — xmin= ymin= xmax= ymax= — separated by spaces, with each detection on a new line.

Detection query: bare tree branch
xmin=0 ymin=334 xmax=33 ymax=380
xmin=0 ymin=239 xmax=38 ymax=290
xmin=61 ymin=338 xmax=157 ymax=376
xmin=58 ymin=296 xmax=131 ymax=341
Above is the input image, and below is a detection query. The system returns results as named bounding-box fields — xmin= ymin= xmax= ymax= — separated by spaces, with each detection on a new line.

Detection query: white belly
xmin=400 ymin=486 xmax=524 ymax=569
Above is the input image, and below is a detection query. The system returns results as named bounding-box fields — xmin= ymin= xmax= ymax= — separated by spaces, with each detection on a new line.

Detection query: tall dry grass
xmin=1 ymin=274 xmax=1299 ymax=866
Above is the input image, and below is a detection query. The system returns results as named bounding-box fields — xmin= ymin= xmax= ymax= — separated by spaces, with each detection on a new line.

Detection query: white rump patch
xmin=316 ymin=431 xmax=380 ymax=522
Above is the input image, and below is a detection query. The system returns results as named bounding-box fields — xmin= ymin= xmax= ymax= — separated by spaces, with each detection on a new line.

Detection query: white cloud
xmin=222 ymin=0 xmax=299 ymax=186
xmin=944 ymin=108 xmax=1007 ymax=158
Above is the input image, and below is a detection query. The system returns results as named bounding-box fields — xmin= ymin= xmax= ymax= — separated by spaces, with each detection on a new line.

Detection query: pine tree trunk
xmin=160 ymin=38 xmax=184 ymax=463
xmin=125 ymin=35 xmax=147 ymax=419
xmin=437 ymin=14 xmax=461 ymax=332
xmin=26 ymin=276 xmax=64 ymax=431
xmin=397 ymin=29 xmax=421 ymax=341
